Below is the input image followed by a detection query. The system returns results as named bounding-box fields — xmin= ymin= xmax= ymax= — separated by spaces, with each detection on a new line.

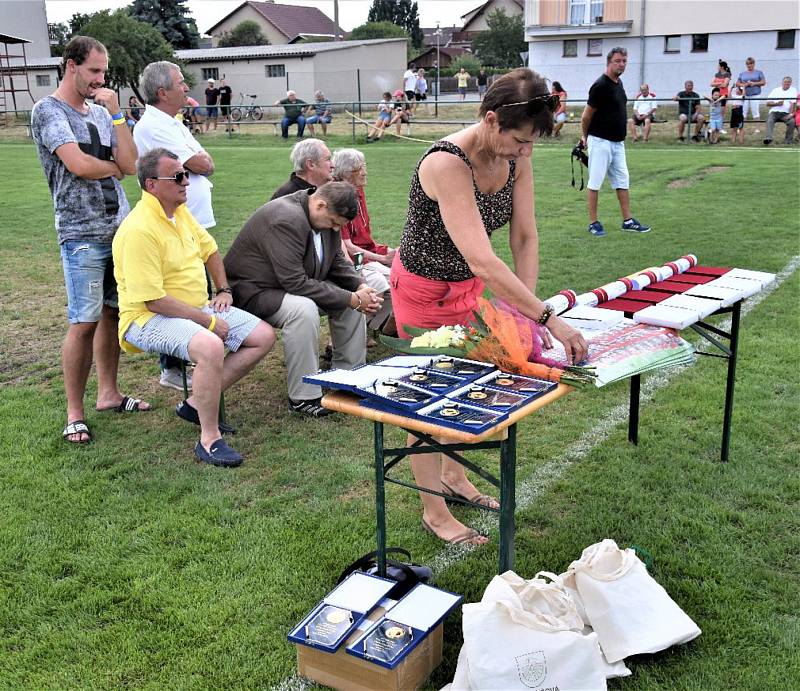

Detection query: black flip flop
xmin=63 ymin=420 xmax=92 ymax=444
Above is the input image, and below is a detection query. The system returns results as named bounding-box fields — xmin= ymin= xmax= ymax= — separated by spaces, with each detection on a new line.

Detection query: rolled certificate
xmin=544 ymin=289 xmax=577 ymax=315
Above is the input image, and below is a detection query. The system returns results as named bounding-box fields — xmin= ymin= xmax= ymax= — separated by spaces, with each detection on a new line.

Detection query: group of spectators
xmin=273 ymin=90 xmax=333 ymax=139
xmin=31 ymin=36 xmax=392 ymax=468
xmin=553 ymin=56 xmax=797 ymax=146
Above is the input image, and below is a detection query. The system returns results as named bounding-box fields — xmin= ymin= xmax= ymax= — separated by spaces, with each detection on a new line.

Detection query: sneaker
xmin=588 ymin=221 xmax=606 ymax=237
xmin=621 ymin=217 xmax=651 ymax=233
xmin=160 ymin=367 xmax=190 ymax=391
xmin=691 ymin=135 xmax=700 ymax=142
xmin=763 ymin=138 xmax=772 ymax=145
xmin=194 ymin=438 xmax=243 ymax=468
xmin=289 ymin=398 xmax=334 ymax=418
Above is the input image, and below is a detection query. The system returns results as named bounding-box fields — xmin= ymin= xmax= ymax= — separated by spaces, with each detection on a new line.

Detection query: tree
xmin=69 ymin=12 xmax=93 ymax=35
xmin=449 ymin=54 xmax=481 ymax=76
xmin=471 ymin=9 xmax=526 ymax=68
xmin=349 ymin=21 xmax=409 ymax=42
xmin=367 ymin=0 xmax=423 ymax=50
xmin=78 ymin=10 xmax=180 ymax=99
xmin=217 ymin=20 xmax=270 ymax=48
xmin=128 ymin=0 xmax=199 ymax=49
xmin=48 ymin=22 xmax=71 ymax=57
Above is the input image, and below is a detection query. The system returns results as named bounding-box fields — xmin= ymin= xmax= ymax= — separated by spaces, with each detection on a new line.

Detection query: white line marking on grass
xmin=427 ymin=254 xmax=800 ymax=575
xmin=271 ymin=256 xmax=798 ymax=691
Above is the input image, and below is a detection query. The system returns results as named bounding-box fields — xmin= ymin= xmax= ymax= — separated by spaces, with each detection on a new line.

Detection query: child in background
xmin=707 ymin=87 xmax=724 ymax=143
xmin=366 ymin=91 xmax=393 ymax=142
xmin=728 ymin=83 xmax=746 ymax=144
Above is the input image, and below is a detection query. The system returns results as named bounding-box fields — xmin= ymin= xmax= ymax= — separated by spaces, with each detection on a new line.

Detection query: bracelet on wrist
xmin=207 ymin=314 xmax=217 ymax=332
xmin=353 ymin=293 xmax=363 ymax=310
xmin=535 ymin=304 xmax=554 ymax=326
xmin=216 ymin=287 xmax=232 ymax=295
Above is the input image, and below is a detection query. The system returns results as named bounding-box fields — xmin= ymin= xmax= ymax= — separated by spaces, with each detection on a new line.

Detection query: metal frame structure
xmin=0 ymin=33 xmax=34 ymax=127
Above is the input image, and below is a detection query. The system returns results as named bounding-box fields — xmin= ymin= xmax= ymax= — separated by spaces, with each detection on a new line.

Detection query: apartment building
xmin=524 ymin=0 xmax=799 ymax=101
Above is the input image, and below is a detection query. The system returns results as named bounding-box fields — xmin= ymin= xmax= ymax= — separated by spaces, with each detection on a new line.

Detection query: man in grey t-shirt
xmin=30 ymin=36 xmax=148 ymax=444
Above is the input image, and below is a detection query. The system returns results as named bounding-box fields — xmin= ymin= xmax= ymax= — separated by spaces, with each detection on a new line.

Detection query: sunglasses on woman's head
xmin=151 ymin=170 xmax=189 ymax=184
xmin=498 ymin=93 xmax=560 ymax=114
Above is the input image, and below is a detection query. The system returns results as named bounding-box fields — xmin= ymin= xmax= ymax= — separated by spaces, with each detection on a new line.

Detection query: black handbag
xmin=337 ymin=548 xmax=433 ymax=600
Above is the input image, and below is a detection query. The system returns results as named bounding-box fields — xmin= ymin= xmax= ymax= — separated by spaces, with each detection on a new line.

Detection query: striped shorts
xmin=124 ymin=305 xmax=261 ymax=362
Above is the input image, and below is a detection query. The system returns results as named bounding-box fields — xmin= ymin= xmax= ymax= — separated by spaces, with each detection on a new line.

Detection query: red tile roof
xmin=207 ymin=1 xmax=342 ymax=42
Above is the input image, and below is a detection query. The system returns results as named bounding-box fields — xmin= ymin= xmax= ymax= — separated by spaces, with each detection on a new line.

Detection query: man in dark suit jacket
xmin=224 ymin=182 xmax=382 ymax=417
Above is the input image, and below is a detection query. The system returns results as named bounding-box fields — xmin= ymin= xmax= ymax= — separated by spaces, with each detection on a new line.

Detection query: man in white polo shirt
xmin=763 ymin=76 xmax=797 ymax=146
xmin=629 ymin=83 xmax=656 ymax=143
xmin=134 ymin=60 xmax=217 ymax=390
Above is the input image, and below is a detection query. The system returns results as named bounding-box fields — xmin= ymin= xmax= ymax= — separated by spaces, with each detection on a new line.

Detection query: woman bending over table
xmin=389 ymin=67 xmax=588 ymax=546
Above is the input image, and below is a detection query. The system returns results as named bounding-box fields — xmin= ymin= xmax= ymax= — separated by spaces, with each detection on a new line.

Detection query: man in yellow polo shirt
xmin=113 ymin=147 xmax=275 ymax=467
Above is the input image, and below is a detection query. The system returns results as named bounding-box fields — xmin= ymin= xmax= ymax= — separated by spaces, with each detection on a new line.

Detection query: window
xmin=563 ymin=40 xmax=577 ymax=58
xmin=777 ymin=29 xmax=795 ymax=50
xmin=201 ymin=68 xmax=219 ymax=81
xmin=569 ymin=0 xmax=603 ymax=25
xmin=587 ymin=38 xmax=602 ymax=56
xmin=36 ymin=74 xmax=51 ymax=87
xmin=691 ymin=34 xmax=708 ymax=52
xmin=664 ymin=35 xmax=680 ymax=53
xmin=266 ymin=64 xmax=286 ymax=78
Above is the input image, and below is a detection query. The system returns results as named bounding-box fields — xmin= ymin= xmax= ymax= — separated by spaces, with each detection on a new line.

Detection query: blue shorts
xmin=206 ymin=106 xmax=218 ymax=118
xmin=124 ymin=305 xmax=261 ymax=362
xmin=306 ymin=114 xmax=332 ymax=125
xmin=379 ymin=111 xmax=391 ymax=122
xmin=710 ymin=115 xmax=723 ymax=131
xmin=60 ymin=240 xmax=117 ymax=323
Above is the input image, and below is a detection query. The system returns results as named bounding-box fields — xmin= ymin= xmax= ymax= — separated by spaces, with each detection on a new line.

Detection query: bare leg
xmin=219 ymin=321 xmax=274 ymax=391
xmin=678 ymin=117 xmax=686 ymax=139
xmin=587 ymin=188 xmax=599 ymax=224
xmin=643 ymin=119 xmax=651 ymax=141
xmin=63 ymin=321 xmax=98 ymax=440
xmin=186 ymin=331 xmax=223 ymax=449
xmin=409 ymin=434 xmax=488 ymax=545
xmin=616 ymin=188 xmax=632 ymax=220
xmin=629 ymin=118 xmax=637 ymax=141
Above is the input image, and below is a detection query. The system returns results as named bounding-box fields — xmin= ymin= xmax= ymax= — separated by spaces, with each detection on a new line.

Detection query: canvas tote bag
xmin=451 ymin=572 xmax=608 ymax=690
xmin=566 ymin=539 xmax=701 ymax=663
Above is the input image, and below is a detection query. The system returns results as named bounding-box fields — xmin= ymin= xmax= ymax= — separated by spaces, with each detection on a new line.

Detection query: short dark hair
xmin=62 ymin=36 xmax=107 ymax=72
xmin=607 ymin=46 xmax=627 ymax=63
xmin=479 ymin=67 xmax=553 ymax=136
xmin=137 ymin=147 xmax=179 ymax=189
xmin=552 ymin=81 xmax=564 ymax=92
xmin=314 ymin=181 xmax=358 ymax=220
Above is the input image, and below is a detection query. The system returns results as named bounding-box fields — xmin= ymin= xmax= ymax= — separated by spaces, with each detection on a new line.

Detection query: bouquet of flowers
xmin=381 ymin=297 xmax=596 ymax=386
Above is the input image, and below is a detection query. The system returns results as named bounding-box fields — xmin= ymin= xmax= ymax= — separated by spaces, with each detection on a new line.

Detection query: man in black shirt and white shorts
xmin=580 ymin=46 xmax=650 ymax=237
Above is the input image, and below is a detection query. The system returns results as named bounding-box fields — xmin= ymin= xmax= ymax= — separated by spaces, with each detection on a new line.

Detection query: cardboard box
xmin=296 ymin=607 xmax=443 ymax=691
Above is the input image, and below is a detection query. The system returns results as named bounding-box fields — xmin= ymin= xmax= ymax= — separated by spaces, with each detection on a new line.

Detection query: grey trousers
xmin=266 ymin=293 xmax=366 ymax=401
xmin=765 ymin=111 xmax=796 ymax=143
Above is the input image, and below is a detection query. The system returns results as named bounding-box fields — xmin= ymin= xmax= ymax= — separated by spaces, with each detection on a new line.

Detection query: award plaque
xmin=373 ymin=379 xmax=435 ymax=404
xmin=453 ymin=385 xmax=527 ymax=410
xmin=362 ymin=619 xmax=414 ymax=663
xmin=304 ymin=605 xmax=353 ymax=647
xmin=397 ymin=368 xmax=461 ymax=392
xmin=430 ymin=356 xmax=494 ymax=376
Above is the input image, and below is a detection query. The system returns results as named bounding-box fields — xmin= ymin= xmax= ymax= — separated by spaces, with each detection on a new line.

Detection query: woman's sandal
xmin=441 ymin=481 xmax=500 ymax=510
xmin=63 ymin=420 xmax=92 ymax=444
xmin=422 ymin=518 xmax=485 ymax=546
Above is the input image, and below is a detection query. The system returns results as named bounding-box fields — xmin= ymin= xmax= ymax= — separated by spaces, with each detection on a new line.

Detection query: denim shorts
xmin=710 ymin=115 xmax=723 ymax=130
xmin=60 ymin=240 xmax=117 ymax=323
xmin=124 ymin=305 xmax=261 ymax=362
xmin=306 ymin=114 xmax=332 ymax=124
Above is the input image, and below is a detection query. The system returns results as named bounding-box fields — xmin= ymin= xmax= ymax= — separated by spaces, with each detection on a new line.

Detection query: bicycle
xmin=230 ymin=93 xmax=263 ymax=122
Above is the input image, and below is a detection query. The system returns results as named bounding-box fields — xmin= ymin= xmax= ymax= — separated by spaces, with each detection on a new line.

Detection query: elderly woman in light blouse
xmin=332 ymin=148 xmax=395 ymax=333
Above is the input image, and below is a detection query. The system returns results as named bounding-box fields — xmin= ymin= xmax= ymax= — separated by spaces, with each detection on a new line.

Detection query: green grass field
xmin=0 ymin=131 xmax=798 ymax=689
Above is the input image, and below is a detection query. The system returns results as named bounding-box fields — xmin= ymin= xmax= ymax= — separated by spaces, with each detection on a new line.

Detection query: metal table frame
xmin=373 ymin=422 xmax=518 ymax=577
xmin=627 ymin=300 xmax=741 ymax=462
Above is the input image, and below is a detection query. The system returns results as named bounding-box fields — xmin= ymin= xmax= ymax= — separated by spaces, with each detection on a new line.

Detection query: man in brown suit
xmin=224 ymin=182 xmax=382 ymax=417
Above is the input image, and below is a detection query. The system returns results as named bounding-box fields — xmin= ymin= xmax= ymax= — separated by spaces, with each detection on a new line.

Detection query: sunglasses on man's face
xmin=151 ymin=170 xmax=190 ymax=184
xmin=498 ymin=93 xmax=560 ymax=115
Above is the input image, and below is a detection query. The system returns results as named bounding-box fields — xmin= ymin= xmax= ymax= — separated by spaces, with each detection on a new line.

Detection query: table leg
xmin=628 ymin=374 xmax=641 ymax=445
xmin=498 ymin=424 xmax=517 ymax=574
xmin=721 ymin=301 xmax=741 ymax=463
xmin=374 ymin=421 xmax=387 ymax=577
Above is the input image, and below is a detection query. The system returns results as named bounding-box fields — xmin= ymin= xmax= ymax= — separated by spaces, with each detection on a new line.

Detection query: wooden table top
xmin=322 ymin=384 xmax=571 ymax=443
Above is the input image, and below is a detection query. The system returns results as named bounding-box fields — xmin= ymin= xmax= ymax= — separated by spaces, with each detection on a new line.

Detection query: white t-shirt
xmin=403 ymin=69 xmax=417 ymax=93
xmin=633 ymin=94 xmax=657 ymax=116
xmin=766 ymin=85 xmax=798 ymax=113
xmin=133 ymin=105 xmax=216 ymax=228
